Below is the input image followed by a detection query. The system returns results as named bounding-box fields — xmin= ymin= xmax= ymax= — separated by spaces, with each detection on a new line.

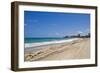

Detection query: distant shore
xmin=24 ymin=38 xmax=90 ymax=61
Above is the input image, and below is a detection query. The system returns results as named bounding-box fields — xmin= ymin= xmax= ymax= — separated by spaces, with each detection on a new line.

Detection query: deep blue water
xmin=24 ymin=38 xmax=67 ymax=43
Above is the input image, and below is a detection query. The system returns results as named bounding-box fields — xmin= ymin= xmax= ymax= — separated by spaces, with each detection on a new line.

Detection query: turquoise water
xmin=24 ymin=38 xmax=68 ymax=43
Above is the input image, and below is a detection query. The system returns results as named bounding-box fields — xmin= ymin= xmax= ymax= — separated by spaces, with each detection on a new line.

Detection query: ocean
xmin=24 ymin=38 xmax=68 ymax=43
xmin=24 ymin=37 xmax=78 ymax=49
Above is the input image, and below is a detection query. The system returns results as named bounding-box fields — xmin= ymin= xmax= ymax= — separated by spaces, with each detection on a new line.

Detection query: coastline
xmin=25 ymin=38 xmax=78 ymax=48
xmin=24 ymin=38 xmax=90 ymax=61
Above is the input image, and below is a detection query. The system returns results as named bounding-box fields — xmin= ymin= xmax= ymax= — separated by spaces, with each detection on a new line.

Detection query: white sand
xmin=25 ymin=38 xmax=90 ymax=61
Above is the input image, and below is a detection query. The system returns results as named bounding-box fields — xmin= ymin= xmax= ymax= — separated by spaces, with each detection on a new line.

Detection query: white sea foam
xmin=25 ymin=38 xmax=78 ymax=48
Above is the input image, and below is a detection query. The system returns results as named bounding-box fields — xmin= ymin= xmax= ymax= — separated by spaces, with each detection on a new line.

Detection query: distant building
xmin=64 ymin=33 xmax=90 ymax=38
xmin=77 ymin=34 xmax=81 ymax=37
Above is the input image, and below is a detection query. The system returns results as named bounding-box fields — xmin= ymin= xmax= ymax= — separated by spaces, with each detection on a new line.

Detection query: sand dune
xmin=24 ymin=38 xmax=90 ymax=61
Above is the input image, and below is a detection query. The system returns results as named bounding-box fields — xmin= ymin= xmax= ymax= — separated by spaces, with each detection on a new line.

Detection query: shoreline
xmin=25 ymin=38 xmax=78 ymax=48
xmin=24 ymin=38 xmax=90 ymax=61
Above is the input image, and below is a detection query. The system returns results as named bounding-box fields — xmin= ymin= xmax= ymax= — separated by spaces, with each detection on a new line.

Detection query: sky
xmin=24 ymin=11 xmax=90 ymax=38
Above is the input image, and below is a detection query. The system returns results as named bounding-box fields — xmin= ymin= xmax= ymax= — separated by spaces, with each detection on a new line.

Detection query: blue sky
xmin=24 ymin=11 xmax=90 ymax=38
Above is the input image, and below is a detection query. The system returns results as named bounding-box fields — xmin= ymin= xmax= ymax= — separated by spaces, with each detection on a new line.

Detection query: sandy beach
xmin=24 ymin=38 xmax=90 ymax=61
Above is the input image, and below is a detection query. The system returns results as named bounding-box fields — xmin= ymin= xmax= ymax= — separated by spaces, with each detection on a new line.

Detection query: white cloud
xmin=77 ymin=31 xmax=83 ymax=34
xmin=24 ymin=24 xmax=27 ymax=26
xmin=33 ymin=20 xmax=38 ymax=23
xmin=55 ymin=33 xmax=60 ymax=35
